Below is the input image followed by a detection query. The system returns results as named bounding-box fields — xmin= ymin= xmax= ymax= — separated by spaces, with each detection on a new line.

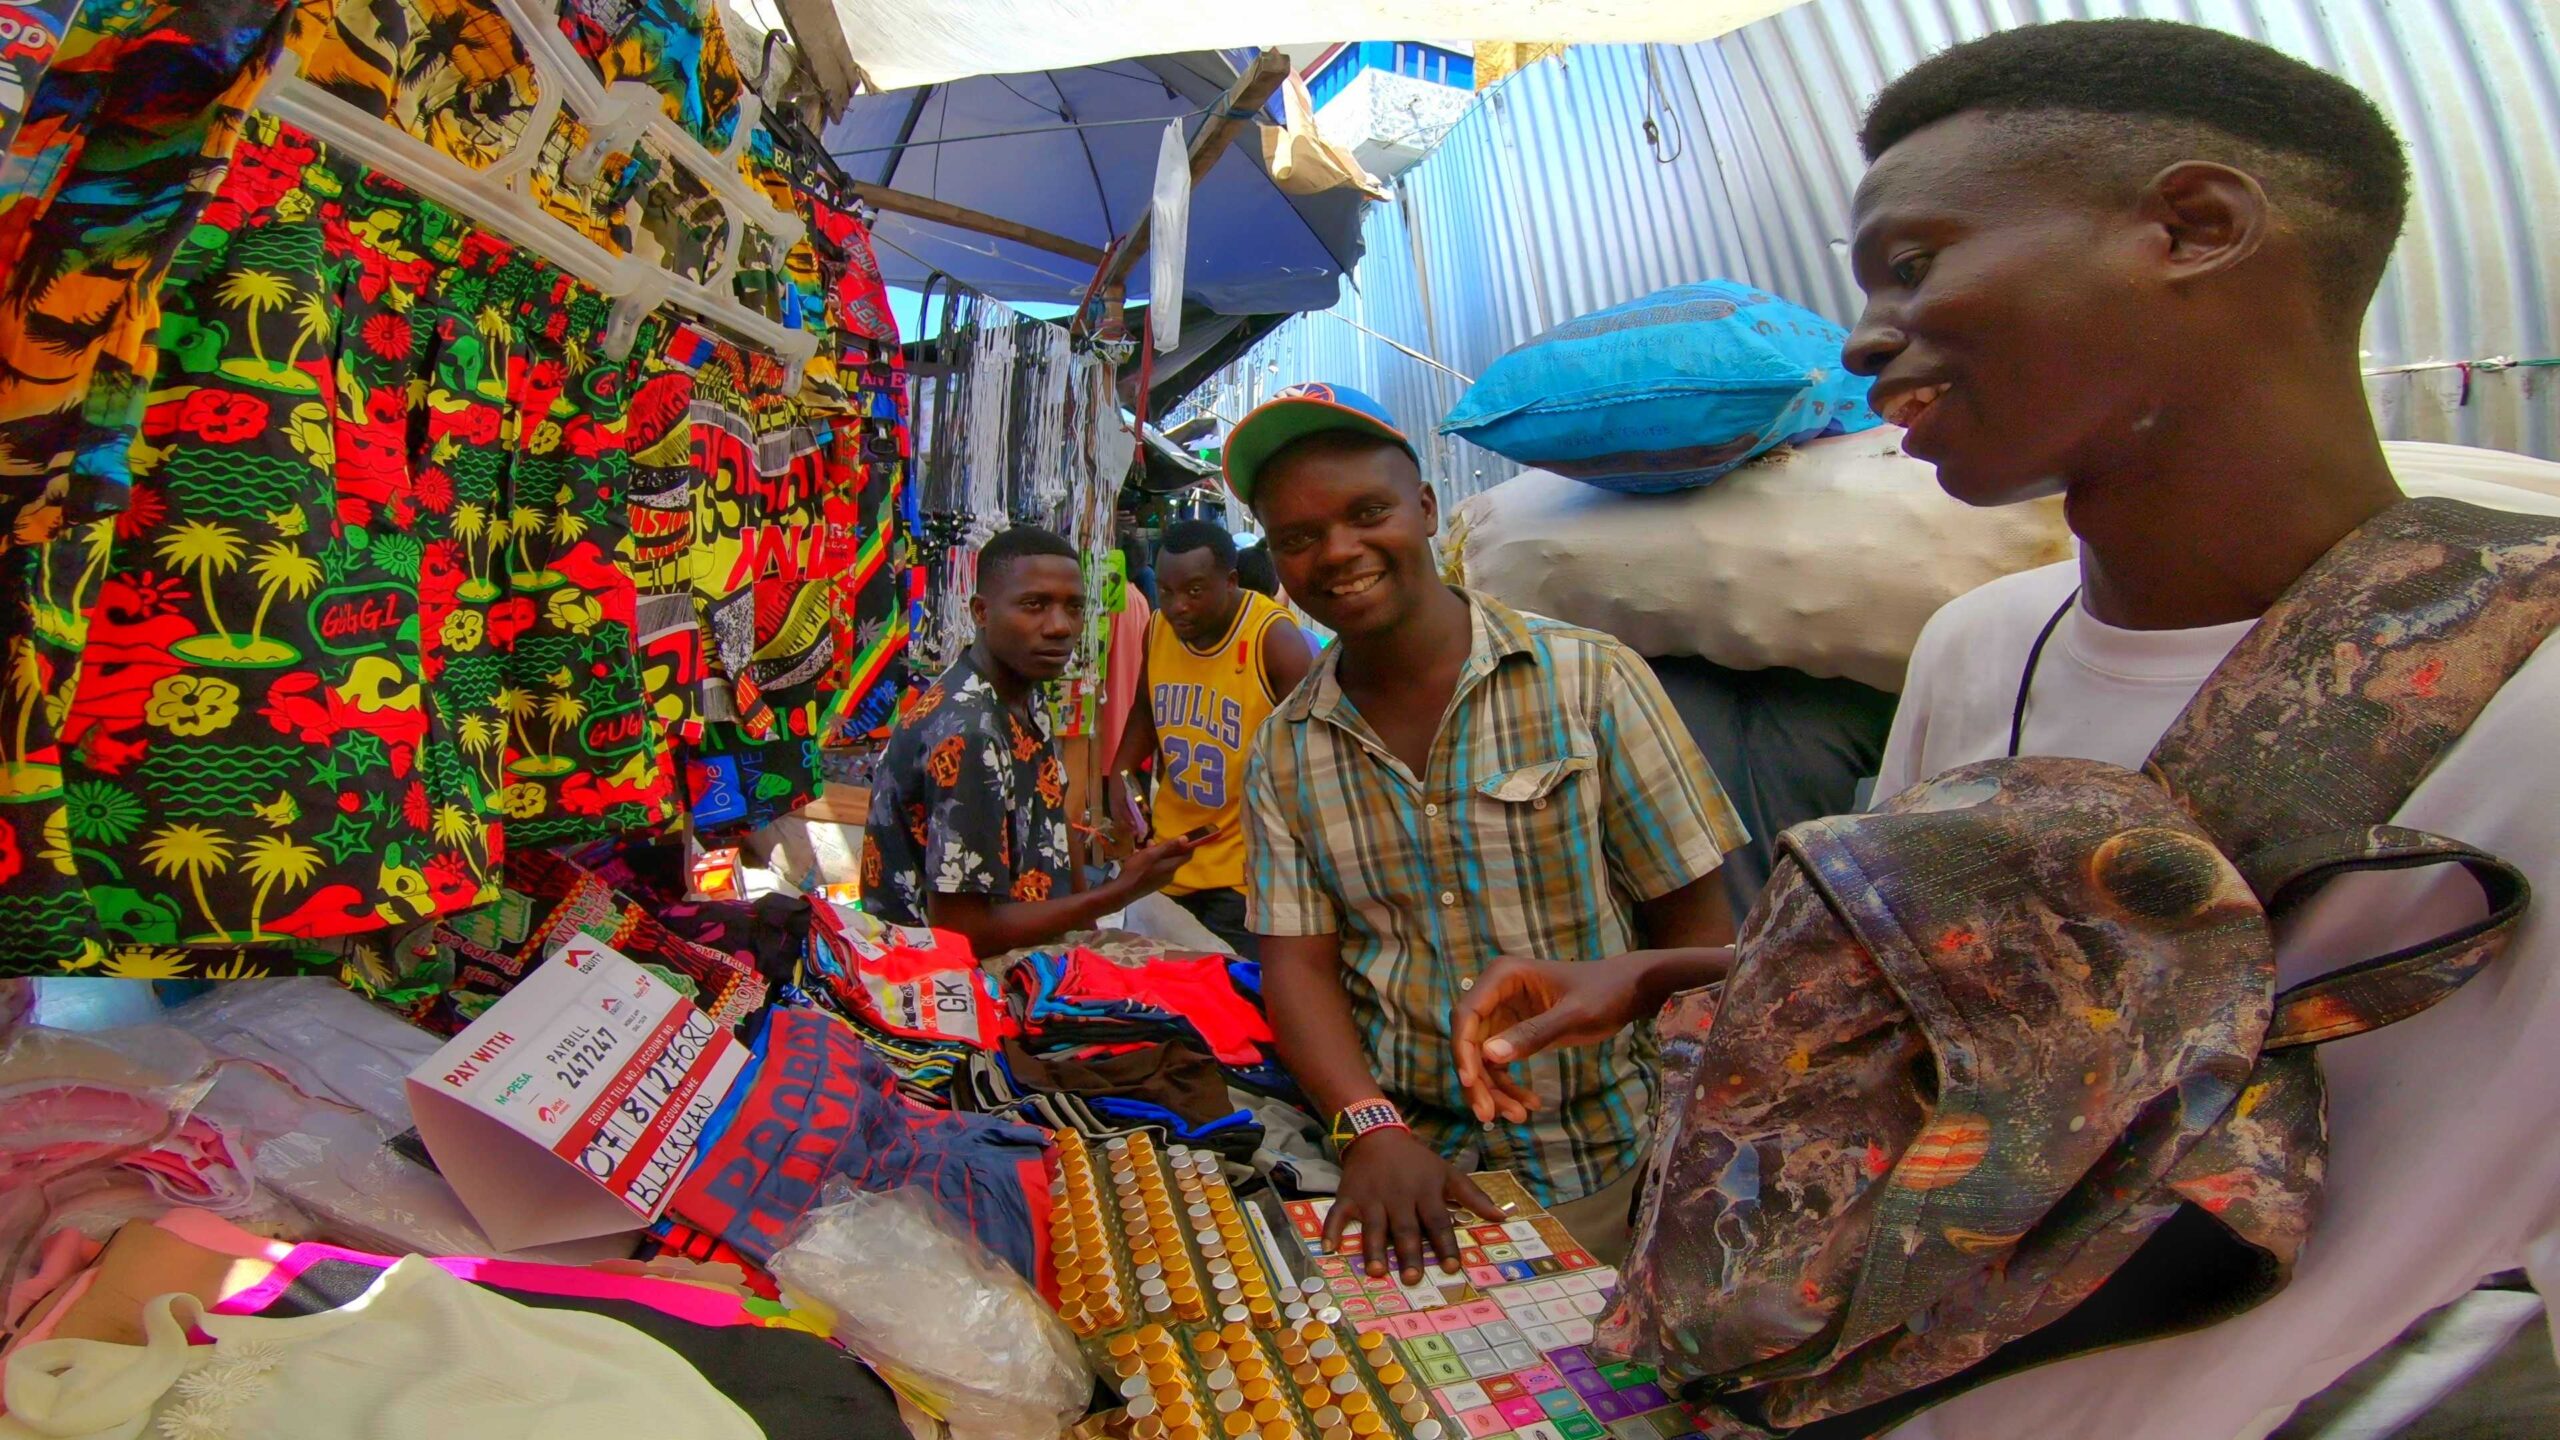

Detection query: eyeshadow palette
xmin=1277 ymin=1179 xmax=1701 ymax=1440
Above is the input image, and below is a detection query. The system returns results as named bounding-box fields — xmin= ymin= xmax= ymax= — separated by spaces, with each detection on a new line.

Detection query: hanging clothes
xmin=6 ymin=115 xmax=679 ymax=976
xmin=0 ymin=0 xmax=294 ymax=560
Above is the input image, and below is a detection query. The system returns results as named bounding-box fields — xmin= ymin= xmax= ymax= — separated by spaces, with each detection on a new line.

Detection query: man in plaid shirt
xmin=1229 ymin=384 xmax=1744 ymax=1279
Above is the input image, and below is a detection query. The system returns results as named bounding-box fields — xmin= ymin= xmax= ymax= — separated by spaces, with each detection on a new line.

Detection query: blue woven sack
xmin=1440 ymin=280 xmax=1881 ymax=494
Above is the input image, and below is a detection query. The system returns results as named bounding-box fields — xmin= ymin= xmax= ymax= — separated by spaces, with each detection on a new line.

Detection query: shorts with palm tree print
xmin=0 ymin=113 xmax=673 ymax=976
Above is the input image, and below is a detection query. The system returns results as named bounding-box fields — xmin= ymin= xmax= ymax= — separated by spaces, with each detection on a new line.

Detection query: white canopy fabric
xmin=822 ymin=1 xmax=1809 ymax=93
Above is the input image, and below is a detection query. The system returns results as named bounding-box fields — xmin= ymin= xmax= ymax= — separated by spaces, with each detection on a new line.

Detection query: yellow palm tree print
xmin=235 ymin=541 xmax=324 ymax=665
xmin=141 ymin=823 xmax=236 ymax=940
xmin=156 ymin=520 xmax=250 ymax=660
xmin=241 ymin=833 xmax=324 ymax=937
xmin=458 ymin=711 xmax=503 ymax=788
xmin=215 ymin=270 xmax=294 ymax=373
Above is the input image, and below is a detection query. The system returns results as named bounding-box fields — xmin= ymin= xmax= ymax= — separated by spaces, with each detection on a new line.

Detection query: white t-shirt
xmin=1873 ymin=560 xmax=2560 ymax=1440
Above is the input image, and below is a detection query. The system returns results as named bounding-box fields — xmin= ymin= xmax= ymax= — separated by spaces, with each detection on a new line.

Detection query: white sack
xmin=1450 ymin=431 xmax=2560 ymax=694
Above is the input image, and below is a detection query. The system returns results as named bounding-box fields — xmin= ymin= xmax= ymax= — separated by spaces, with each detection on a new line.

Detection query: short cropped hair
xmin=1235 ymin=542 xmax=1280 ymax=597
xmin=1860 ymin=19 xmax=2409 ymax=318
xmin=1157 ymin=519 xmax=1239 ymax=570
xmin=976 ymin=525 xmax=1079 ymax=591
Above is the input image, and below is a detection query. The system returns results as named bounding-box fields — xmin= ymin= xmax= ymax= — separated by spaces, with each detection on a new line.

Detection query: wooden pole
xmin=848 ymin=182 xmax=1110 ymax=266
xmin=1081 ymin=51 xmax=1292 ymax=323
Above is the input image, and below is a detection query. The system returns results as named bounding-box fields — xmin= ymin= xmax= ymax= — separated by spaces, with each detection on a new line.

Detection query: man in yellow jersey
xmin=1108 ymin=520 xmax=1316 ymax=958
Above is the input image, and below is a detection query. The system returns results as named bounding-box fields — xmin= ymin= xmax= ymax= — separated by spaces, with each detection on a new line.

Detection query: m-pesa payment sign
xmin=408 ymin=935 xmax=748 ymax=1251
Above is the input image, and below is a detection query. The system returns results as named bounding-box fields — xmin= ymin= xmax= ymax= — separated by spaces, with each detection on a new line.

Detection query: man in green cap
xmin=1228 ymin=383 xmax=1745 ymax=1281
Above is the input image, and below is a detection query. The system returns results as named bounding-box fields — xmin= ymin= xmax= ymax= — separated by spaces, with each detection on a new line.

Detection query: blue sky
xmin=887 ymin=286 xmax=1078 ymax=341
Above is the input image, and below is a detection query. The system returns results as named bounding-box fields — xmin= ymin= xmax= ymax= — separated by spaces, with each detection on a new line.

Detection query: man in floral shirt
xmin=861 ymin=527 xmax=1201 ymax=956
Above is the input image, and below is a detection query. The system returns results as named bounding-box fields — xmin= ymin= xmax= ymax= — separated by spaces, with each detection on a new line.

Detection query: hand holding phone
xmin=1121 ymin=824 xmax=1216 ymax=896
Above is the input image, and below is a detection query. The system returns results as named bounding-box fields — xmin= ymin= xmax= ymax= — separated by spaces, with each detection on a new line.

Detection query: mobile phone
xmin=1117 ymin=770 xmax=1153 ymax=832
xmin=1181 ymin=823 xmax=1221 ymax=844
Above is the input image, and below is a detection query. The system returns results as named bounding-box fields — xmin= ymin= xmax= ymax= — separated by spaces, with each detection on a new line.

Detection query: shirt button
xmin=1440 ymin=891 xmax=1457 ymax=906
xmin=1424 ymin=803 xmax=1440 ymax=817
xmin=1532 ymin=798 xmax=1548 ymax=811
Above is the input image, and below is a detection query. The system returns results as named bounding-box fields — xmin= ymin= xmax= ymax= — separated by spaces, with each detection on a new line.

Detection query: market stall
xmin=0 ymin=3 xmax=1668 ymax=1435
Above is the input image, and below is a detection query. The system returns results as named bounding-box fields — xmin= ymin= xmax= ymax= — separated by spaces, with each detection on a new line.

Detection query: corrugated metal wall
xmin=1189 ymin=0 xmax=2560 ymax=502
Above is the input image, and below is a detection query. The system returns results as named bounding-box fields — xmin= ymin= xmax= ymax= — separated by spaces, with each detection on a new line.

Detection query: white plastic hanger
xmin=253 ymin=12 xmax=819 ymax=391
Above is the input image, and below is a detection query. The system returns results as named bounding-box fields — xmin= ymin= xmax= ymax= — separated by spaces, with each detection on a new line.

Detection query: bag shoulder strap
xmin=2145 ymin=498 xmax=2560 ymax=854
xmin=2144 ymin=497 xmax=2560 ymax=1042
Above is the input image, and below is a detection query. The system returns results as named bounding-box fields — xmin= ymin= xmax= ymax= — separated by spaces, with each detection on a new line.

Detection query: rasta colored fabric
xmin=857 ymin=650 xmax=1073 ymax=928
xmin=416 ymin=843 xmax=766 ymax=1032
xmin=667 ymin=1004 xmax=1058 ymax=1283
xmin=824 ymin=350 xmax=915 ymax=743
xmin=0 ymin=116 xmax=675 ymax=975
xmin=0 ymin=0 xmax=292 ymax=560
xmin=0 ymin=2 xmax=910 ymax=974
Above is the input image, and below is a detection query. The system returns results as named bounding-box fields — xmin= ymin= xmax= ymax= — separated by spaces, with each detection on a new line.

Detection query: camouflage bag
xmin=1603 ymin=499 xmax=2560 ymax=1437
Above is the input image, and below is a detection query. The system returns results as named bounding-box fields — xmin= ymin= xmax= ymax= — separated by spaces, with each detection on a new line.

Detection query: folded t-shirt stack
xmin=999 ymin=947 xmax=1298 ymax=1162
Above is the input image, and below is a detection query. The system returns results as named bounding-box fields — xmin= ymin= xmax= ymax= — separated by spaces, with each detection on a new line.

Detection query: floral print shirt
xmin=858 ymin=653 xmax=1071 ymax=928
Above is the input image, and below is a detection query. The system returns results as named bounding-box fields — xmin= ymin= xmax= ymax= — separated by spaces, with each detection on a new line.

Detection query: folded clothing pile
xmin=1005 ymin=947 xmax=1275 ymax=1069
xmin=998 ymin=947 xmax=1294 ymax=1162
xmin=663 ymin=1007 xmax=1057 ymax=1287
xmin=401 ymin=847 xmax=770 ymax=1035
xmin=798 ymin=903 xmax=1013 ymax=1104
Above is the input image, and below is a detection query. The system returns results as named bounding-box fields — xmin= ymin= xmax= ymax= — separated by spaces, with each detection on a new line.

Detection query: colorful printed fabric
xmin=857 ymin=651 xmax=1072 ymax=929
xmin=419 ymin=844 xmax=767 ymax=1032
xmin=824 ymin=353 xmax=913 ymax=743
xmin=559 ymin=0 xmax=743 ymax=153
xmin=0 ymin=1 xmax=84 ymax=155
xmin=681 ymin=326 xmax=837 ymax=740
xmin=0 ymin=0 xmax=292 ymax=557
xmin=0 ymin=116 xmax=673 ymax=975
xmin=1244 ymin=591 xmax=1745 ymax=1206
xmin=290 ymin=0 xmax=651 ymax=256
xmin=685 ymin=717 xmax=818 ymax=836
xmin=287 ymin=0 xmax=535 ymax=173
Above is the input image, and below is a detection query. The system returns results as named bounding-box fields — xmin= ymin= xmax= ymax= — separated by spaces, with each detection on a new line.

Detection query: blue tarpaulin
xmin=825 ymin=51 xmax=1366 ymax=314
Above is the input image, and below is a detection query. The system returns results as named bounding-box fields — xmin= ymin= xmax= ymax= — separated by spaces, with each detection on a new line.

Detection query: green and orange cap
xmin=1222 ymin=382 xmax=1414 ymax=507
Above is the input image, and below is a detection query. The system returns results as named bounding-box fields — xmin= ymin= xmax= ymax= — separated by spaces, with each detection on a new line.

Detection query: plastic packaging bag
xmin=0 ymin=1024 xmax=309 ymax=1338
xmin=167 ymin=980 xmax=505 ymax=1257
xmin=772 ymin=1181 xmax=1090 ymax=1440
xmin=1149 ymin=118 xmax=1190 ymax=354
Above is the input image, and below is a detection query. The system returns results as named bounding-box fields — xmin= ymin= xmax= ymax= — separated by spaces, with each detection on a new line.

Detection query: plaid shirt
xmin=1245 ymin=592 xmax=1744 ymax=1203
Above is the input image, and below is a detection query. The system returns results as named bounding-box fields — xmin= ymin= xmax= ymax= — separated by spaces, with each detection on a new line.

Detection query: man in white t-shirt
xmin=1447 ymin=18 xmax=2560 ymax=1440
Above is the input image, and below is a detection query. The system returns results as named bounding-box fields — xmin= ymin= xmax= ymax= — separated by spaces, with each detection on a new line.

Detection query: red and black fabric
xmin=667 ymin=1005 xmax=1056 ymax=1285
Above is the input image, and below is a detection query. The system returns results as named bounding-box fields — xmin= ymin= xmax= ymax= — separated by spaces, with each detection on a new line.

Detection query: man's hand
xmin=1326 ymin=1128 xmax=1505 ymax=1284
xmin=1105 ymin=773 xmax=1152 ymax=847
xmin=1113 ymin=829 xmax=1208 ymax=899
xmin=1454 ymin=949 xmax=1733 ymax=1125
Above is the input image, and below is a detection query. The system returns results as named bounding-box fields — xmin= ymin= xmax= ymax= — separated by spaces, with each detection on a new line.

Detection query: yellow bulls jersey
xmin=1146 ymin=590 xmax=1293 ymax=895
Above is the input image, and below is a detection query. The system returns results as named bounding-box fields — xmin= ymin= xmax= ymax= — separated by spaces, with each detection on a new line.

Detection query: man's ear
xmin=1419 ymin=478 xmax=1441 ymax=535
xmin=969 ymin=592 xmax=989 ymax=631
xmin=2142 ymin=160 xmax=2270 ymax=284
